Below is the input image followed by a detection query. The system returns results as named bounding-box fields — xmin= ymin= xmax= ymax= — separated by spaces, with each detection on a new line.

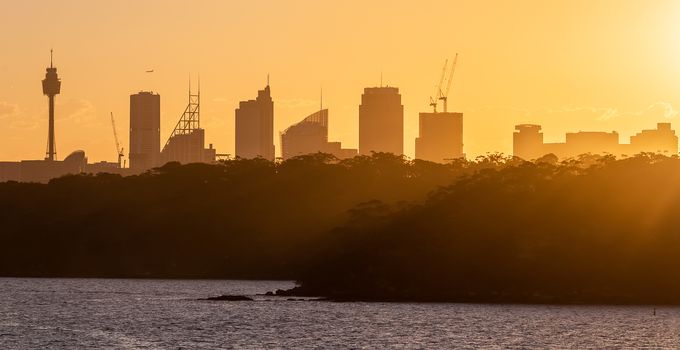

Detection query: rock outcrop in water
xmin=201 ymin=295 xmax=253 ymax=301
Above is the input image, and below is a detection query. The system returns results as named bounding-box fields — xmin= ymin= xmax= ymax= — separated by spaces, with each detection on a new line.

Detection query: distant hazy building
xmin=0 ymin=151 xmax=87 ymax=183
xmin=0 ymin=162 xmax=21 ymax=182
xmin=628 ymin=123 xmax=678 ymax=155
xmin=326 ymin=142 xmax=359 ymax=160
xmin=235 ymin=85 xmax=275 ymax=160
xmin=162 ymin=129 xmax=216 ymax=165
xmin=129 ymin=91 xmax=161 ymax=171
xmin=84 ymin=160 xmax=124 ymax=175
xmin=359 ymin=87 xmax=404 ymax=156
xmin=560 ymin=131 xmax=620 ymax=157
xmin=513 ymin=123 xmax=678 ymax=160
xmin=21 ymin=151 xmax=86 ymax=183
xmin=281 ymin=109 xmax=357 ymax=160
xmin=415 ymin=112 xmax=464 ymax=163
xmin=513 ymin=124 xmax=545 ymax=160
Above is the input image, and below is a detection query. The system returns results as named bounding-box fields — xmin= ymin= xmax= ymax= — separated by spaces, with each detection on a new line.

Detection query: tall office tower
xmin=235 ymin=84 xmax=275 ymax=160
xmin=281 ymin=109 xmax=358 ymax=160
xmin=281 ymin=109 xmax=329 ymax=159
xmin=41 ymin=50 xmax=61 ymax=161
xmin=415 ymin=112 xmax=464 ymax=163
xmin=513 ymin=124 xmax=545 ymax=160
xmin=359 ymin=87 xmax=404 ymax=155
xmin=129 ymin=91 xmax=161 ymax=171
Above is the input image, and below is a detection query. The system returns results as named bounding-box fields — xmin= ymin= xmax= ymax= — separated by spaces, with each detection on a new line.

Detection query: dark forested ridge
xmin=3 ymin=152 xmax=680 ymax=304
xmin=0 ymin=153 xmax=481 ymax=279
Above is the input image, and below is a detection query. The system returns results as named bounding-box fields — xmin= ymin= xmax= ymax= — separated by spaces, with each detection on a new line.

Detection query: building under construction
xmin=160 ymin=81 xmax=216 ymax=165
xmin=415 ymin=112 xmax=463 ymax=163
xmin=415 ymin=55 xmax=465 ymax=163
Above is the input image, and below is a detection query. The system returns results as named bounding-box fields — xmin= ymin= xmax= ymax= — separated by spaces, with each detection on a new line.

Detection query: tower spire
xmin=320 ymin=86 xmax=323 ymax=110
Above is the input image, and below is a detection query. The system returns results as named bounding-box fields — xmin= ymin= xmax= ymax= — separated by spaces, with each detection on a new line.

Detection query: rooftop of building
xmin=515 ymin=124 xmax=542 ymax=131
xmin=364 ymin=86 xmax=400 ymax=94
xmin=282 ymin=109 xmax=329 ymax=135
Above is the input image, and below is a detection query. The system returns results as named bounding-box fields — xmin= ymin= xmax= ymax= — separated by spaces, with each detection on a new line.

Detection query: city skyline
xmin=2 ymin=1 xmax=680 ymax=162
xmin=5 ymin=3 xmax=680 ymax=346
xmin=3 ymin=51 xmax=676 ymax=182
xmin=4 ymin=52 xmax=680 ymax=169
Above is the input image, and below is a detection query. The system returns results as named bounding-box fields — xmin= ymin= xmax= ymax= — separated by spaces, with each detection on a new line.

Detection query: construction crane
xmin=430 ymin=59 xmax=448 ymax=113
xmin=110 ymin=112 xmax=124 ymax=168
xmin=439 ymin=53 xmax=459 ymax=113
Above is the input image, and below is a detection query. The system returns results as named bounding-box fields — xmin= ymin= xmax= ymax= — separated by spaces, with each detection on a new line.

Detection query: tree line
xmin=2 ymin=152 xmax=680 ymax=304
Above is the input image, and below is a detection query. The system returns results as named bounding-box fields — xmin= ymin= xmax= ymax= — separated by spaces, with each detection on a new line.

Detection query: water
xmin=1 ymin=278 xmax=680 ymax=349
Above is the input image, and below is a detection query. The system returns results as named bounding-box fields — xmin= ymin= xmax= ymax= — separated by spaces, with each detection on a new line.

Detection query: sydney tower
xmin=41 ymin=50 xmax=61 ymax=161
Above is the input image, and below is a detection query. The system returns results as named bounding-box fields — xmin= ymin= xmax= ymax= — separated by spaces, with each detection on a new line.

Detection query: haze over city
xmin=2 ymin=0 xmax=680 ymax=162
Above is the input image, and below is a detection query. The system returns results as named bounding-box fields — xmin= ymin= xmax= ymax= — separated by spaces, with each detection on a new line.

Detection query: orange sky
xmin=1 ymin=0 xmax=680 ymax=161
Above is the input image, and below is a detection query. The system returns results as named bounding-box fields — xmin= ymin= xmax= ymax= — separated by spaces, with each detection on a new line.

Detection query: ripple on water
xmin=1 ymin=278 xmax=679 ymax=349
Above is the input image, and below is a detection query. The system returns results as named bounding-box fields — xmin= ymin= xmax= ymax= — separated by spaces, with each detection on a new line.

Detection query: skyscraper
xmin=129 ymin=91 xmax=161 ymax=171
xmin=359 ymin=87 xmax=403 ymax=156
xmin=415 ymin=112 xmax=464 ymax=163
xmin=281 ymin=109 xmax=358 ymax=160
xmin=235 ymin=84 xmax=275 ymax=160
xmin=281 ymin=109 xmax=329 ymax=160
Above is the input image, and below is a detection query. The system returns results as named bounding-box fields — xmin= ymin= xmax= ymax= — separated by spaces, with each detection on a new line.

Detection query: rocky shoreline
xmin=266 ymin=285 xmax=680 ymax=305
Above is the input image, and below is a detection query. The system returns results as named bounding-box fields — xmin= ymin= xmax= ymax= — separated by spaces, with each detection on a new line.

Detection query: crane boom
xmin=440 ymin=53 xmax=459 ymax=112
xmin=430 ymin=59 xmax=448 ymax=112
xmin=110 ymin=112 xmax=124 ymax=168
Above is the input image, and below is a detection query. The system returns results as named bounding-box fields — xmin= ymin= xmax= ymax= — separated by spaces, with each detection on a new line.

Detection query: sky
xmin=1 ymin=0 xmax=680 ymax=161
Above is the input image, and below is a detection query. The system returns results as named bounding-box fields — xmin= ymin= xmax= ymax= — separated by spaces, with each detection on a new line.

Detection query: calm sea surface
xmin=1 ymin=278 xmax=680 ymax=349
